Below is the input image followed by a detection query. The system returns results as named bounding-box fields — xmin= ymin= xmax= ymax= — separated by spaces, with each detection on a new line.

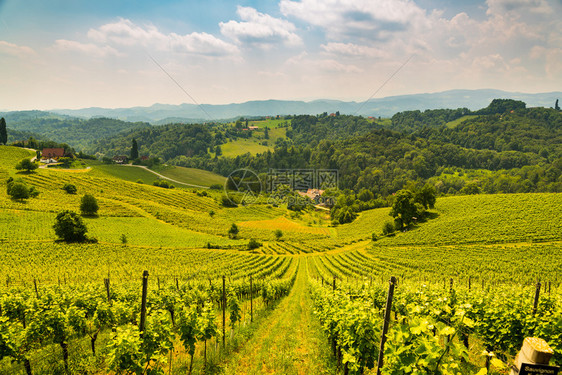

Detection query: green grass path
xmin=219 ymin=259 xmax=335 ymax=375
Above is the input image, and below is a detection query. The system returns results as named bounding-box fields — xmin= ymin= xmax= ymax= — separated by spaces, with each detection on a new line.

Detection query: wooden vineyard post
xmin=175 ymin=278 xmax=179 ymax=290
xmin=450 ymin=278 xmax=453 ymax=293
xmin=509 ymin=337 xmax=559 ymax=375
xmin=222 ymin=275 xmax=226 ymax=349
xmin=139 ymin=270 xmax=149 ymax=338
xmin=104 ymin=278 xmax=111 ymax=305
xmin=33 ymin=278 xmax=40 ymax=299
xmin=333 ymin=276 xmax=336 ymax=292
xmin=250 ymin=276 xmax=253 ymax=323
xmin=533 ymin=281 xmax=541 ymax=316
xmin=468 ymin=276 xmax=471 ymax=291
xmin=157 ymin=277 xmax=160 ymax=290
xmin=376 ymin=276 xmax=397 ymax=375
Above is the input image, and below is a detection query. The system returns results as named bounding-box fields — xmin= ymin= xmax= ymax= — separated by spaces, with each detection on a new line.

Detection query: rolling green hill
xmin=2 ymin=111 xmax=149 ymax=151
xmin=2 ymin=144 xmax=561 ymax=257
xmin=375 ymin=193 xmax=562 ymax=246
xmin=151 ymin=165 xmax=226 ymax=186
xmin=1 ymin=143 xmax=562 ymax=373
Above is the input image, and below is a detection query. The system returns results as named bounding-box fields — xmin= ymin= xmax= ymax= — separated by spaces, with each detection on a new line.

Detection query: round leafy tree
xmin=15 ymin=158 xmax=38 ymax=173
xmin=7 ymin=182 xmax=29 ymax=201
xmin=80 ymin=194 xmax=99 ymax=216
xmin=53 ymin=210 xmax=88 ymax=242
xmin=228 ymin=223 xmax=239 ymax=239
xmin=390 ymin=189 xmax=423 ymax=229
xmin=62 ymin=183 xmax=77 ymax=194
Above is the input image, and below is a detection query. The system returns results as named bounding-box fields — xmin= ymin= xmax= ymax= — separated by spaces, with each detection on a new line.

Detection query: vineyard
xmin=0 ymin=146 xmax=561 ymax=374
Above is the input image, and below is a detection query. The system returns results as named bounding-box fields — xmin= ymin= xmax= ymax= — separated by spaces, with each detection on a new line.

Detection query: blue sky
xmin=1 ymin=0 xmax=561 ymax=110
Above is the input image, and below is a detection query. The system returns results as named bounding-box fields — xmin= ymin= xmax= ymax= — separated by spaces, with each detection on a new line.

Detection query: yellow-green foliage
xmin=376 ymin=193 xmax=562 ymax=246
xmin=249 ymin=118 xmax=290 ymax=129
xmin=220 ymin=138 xmax=272 ymax=157
xmin=151 ymin=165 xmax=226 ymax=186
xmin=0 ymin=146 xmax=35 ymax=172
xmin=0 ymin=241 xmax=291 ymax=284
xmin=88 ymin=162 xmax=159 ymax=184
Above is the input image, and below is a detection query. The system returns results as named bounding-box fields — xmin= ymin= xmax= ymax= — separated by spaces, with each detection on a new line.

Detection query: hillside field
xmin=1 ymin=145 xmax=561 ymax=374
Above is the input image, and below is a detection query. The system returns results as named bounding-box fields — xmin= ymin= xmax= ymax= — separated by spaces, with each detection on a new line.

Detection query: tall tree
xmin=80 ymin=194 xmax=99 ymax=217
xmin=556 ymin=99 xmax=560 ymax=111
xmin=0 ymin=117 xmax=7 ymax=145
xmin=131 ymin=138 xmax=139 ymax=160
xmin=390 ymin=189 xmax=421 ymax=229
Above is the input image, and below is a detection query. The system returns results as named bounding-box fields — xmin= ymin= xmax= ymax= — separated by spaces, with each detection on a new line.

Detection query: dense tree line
xmin=424 ymin=108 xmax=562 ymax=157
xmin=88 ymin=123 xmax=216 ymax=160
xmin=8 ymin=100 xmax=560 ymax=199
xmin=390 ymin=108 xmax=471 ymax=133
xmin=3 ymin=111 xmax=148 ymax=150
xmin=168 ymin=103 xmax=561 ymax=197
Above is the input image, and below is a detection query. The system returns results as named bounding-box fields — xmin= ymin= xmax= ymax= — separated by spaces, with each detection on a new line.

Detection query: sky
xmin=0 ymin=0 xmax=561 ymax=110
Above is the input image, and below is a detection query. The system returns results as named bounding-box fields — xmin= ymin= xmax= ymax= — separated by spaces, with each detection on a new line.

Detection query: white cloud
xmin=486 ymin=0 xmax=552 ymax=17
xmin=220 ymin=6 xmax=302 ymax=48
xmin=286 ymin=51 xmax=362 ymax=73
xmin=280 ymin=0 xmax=427 ymax=40
xmin=54 ymin=39 xmax=120 ymax=57
xmin=87 ymin=18 xmax=238 ymax=57
xmin=321 ymin=42 xmax=388 ymax=58
xmin=0 ymin=40 xmax=35 ymax=57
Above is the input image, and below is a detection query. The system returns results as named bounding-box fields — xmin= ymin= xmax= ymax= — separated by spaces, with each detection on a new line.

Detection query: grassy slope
xmin=376 ymin=193 xmax=562 ymax=246
xmin=248 ymin=118 xmax=289 ymax=129
xmin=88 ymin=161 xmax=160 ymax=184
xmin=220 ymin=127 xmax=286 ymax=157
xmin=152 ymin=165 xmax=226 ymax=186
xmin=220 ymin=259 xmax=335 ymax=375
xmin=446 ymin=114 xmax=477 ymax=128
xmin=220 ymin=138 xmax=272 ymax=157
xmin=0 ymin=146 xmax=35 ymax=172
xmin=1 ymin=145 xmax=562 ymax=258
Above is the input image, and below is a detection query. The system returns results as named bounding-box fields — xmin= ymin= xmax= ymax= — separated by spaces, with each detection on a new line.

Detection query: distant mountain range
xmin=50 ymin=89 xmax=562 ymax=123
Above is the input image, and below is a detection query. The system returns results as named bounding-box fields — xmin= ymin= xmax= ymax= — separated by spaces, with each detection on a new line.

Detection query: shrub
xmin=221 ymin=195 xmax=238 ymax=207
xmin=15 ymin=158 xmax=38 ymax=173
xmin=209 ymin=184 xmax=222 ymax=190
xmin=62 ymin=183 xmax=77 ymax=194
xmin=8 ymin=182 xmax=29 ymax=201
xmin=382 ymin=221 xmax=395 ymax=236
xmin=371 ymin=233 xmax=378 ymax=241
xmin=274 ymin=229 xmax=283 ymax=240
xmin=153 ymin=180 xmax=174 ymax=189
xmin=228 ymin=223 xmax=239 ymax=239
xmin=7 ymin=178 xmax=38 ymax=201
xmin=28 ymin=186 xmax=39 ymax=198
xmin=247 ymin=238 xmax=261 ymax=250
xmin=80 ymin=194 xmax=99 ymax=216
xmin=53 ymin=210 xmax=89 ymax=242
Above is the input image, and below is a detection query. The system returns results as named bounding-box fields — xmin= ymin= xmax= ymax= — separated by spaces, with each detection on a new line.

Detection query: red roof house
xmin=42 ymin=148 xmax=65 ymax=159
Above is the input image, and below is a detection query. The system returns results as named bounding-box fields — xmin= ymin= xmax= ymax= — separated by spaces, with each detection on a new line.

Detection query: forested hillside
xmin=3 ymin=100 xmax=561 ymax=197
xmin=2 ymin=110 xmax=149 ymax=150
xmin=164 ymin=103 xmax=562 ymax=196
